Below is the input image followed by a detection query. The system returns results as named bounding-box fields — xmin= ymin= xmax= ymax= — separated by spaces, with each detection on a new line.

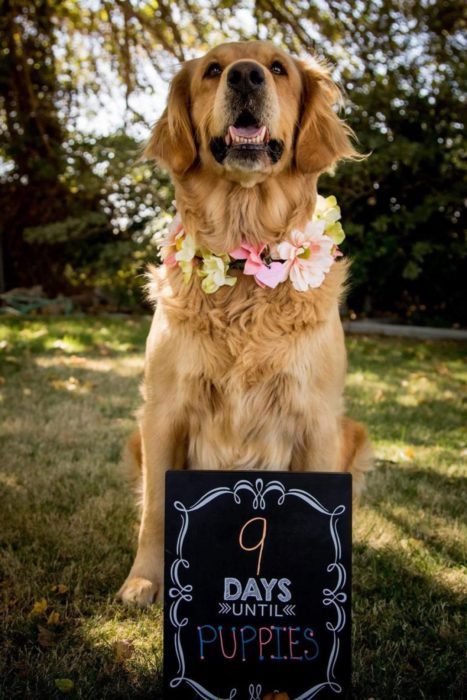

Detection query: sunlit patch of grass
xmin=81 ymin=607 xmax=163 ymax=679
xmin=0 ymin=318 xmax=465 ymax=698
xmin=0 ymin=316 xmax=150 ymax=357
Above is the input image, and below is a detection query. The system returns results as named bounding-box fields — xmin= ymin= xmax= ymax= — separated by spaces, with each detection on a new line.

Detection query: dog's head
xmin=145 ymin=41 xmax=357 ymax=185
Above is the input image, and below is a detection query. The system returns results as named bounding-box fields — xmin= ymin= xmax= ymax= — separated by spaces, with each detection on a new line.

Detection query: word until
xmin=218 ymin=602 xmax=296 ymax=617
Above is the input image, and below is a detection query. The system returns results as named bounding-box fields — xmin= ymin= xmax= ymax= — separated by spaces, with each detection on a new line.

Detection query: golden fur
xmin=118 ymin=42 xmax=372 ymax=618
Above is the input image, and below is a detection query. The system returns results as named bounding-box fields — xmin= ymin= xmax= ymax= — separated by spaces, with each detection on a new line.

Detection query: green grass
xmin=0 ymin=317 xmax=465 ymax=699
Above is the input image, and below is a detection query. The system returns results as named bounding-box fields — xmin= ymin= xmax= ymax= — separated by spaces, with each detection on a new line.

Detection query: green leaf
xmin=54 ymin=679 xmax=74 ymax=693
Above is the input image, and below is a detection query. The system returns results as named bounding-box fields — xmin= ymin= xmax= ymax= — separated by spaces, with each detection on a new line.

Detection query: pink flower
xmin=230 ymin=242 xmax=264 ymax=274
xmin=272 ymin=220 xmax=336 ymax=291
xmin=229 ymin=242 xmax=285 ymax=289
xmin=164 ymin=252 xmax=178 ymax=267
xmin=255 ymin=261 xmax=287 ymax=288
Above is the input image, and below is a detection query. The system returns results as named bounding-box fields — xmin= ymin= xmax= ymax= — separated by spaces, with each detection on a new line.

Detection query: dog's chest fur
xmin=145 ymin=263 xmax=347 ymax=471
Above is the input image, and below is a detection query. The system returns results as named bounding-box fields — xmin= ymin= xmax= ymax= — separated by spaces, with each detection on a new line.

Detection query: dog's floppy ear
xmin=294 ymin=60 xmax=359 ymax=173
xmin=143 ymin=62 xmax=197 ymax=175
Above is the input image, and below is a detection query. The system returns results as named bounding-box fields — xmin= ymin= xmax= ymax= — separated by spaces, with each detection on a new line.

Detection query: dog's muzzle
xmin=210 ymin=61 xmax=284 ymax=168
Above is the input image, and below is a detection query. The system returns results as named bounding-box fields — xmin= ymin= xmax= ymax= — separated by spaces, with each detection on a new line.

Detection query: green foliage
xmin=283 ymin=0 xmax=466 ymax=324
xmin=24 ymin=213 xmax=109 ymax=244
xmin=17 ymin=131 xmax=173 ymax=309
xmin=55 ymin=132 xmax=173 ymax=309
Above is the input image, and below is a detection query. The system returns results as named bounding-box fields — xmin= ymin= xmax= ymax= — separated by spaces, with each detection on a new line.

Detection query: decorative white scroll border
xmin=167 ymin=478 xmax=348 ymax=700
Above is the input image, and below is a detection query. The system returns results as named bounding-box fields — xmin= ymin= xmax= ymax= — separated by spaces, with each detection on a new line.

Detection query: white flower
xmin=197 ymin=253 xmax=237 ymax=294
xmin=313 ymin=194 xmax=345 ymax=244
xmin=314 ymin=194 xmax=340 ymax=224
xmin=174 ymin=233 xmax=196 ymax=283
xmin=272 ymin=220 xmax=336 ymax=291
xmin=174 ymin=233 xmax=196 ymax=263
xmin=158 ymin=212 xmax=184 ymax=263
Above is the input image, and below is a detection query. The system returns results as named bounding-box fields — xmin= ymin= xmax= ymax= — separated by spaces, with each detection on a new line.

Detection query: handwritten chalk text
xmin=223 ymin=577 xmax=292 ymax=602
xmin=197 ymin=625 xmax=319 ymax=662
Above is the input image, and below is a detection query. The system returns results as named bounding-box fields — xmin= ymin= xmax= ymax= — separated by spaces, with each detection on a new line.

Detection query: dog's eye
xmin=270 ymin=61 xmax=287 ymax=76
xmin=204 ymin=62 xmax=223 ymax=79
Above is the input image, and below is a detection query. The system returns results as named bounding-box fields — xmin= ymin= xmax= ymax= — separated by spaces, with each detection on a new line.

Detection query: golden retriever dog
xmin=118 ymin=41 xmax=372 ymax=612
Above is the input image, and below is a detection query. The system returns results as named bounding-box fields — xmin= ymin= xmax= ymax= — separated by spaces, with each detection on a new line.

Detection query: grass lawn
xmin=0 ymin=316 xmax=465 ymax=699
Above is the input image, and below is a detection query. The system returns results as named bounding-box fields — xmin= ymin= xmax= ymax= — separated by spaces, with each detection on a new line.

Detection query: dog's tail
xmin=340 ymin=416 xmax=373 ymax=501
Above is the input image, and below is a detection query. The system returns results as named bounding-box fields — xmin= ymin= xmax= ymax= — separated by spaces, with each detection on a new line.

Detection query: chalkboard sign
xmin=164 ymin=471 xmax=352 ymax=700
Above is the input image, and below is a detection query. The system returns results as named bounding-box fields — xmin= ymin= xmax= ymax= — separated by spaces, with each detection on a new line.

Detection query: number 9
xmin=238 ymin=517 xmax=268 ymax=576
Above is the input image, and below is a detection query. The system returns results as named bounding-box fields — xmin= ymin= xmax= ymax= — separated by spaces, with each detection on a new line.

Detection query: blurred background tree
xmin=0 ymin=0 xmax=465 ymax=323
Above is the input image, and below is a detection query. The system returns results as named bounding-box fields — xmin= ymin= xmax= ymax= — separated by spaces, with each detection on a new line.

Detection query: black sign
xmin=164 ymin=471 xmax=352 ymax=700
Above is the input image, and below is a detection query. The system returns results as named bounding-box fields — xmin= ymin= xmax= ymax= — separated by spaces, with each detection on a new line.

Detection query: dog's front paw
xmin=117 ymin=576 xmax=162 ymax=607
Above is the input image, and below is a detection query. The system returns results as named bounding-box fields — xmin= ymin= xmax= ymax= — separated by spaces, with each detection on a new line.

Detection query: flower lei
xmin=158 ymin=195 xmax=345 ymax=294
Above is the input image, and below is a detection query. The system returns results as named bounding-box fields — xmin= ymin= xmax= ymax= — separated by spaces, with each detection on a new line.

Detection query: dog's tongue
xmin=230 ymin=125 xmax=262 ymax=138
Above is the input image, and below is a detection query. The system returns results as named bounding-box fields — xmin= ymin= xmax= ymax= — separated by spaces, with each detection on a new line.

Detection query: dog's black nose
xmin=227 ymin=61 xmax=265 ymax=95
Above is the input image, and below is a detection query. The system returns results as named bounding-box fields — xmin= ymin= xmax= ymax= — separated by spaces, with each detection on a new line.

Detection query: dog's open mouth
xmin=225 ymin=111 xmax=269 ymax=147
xmin=226 ymin=124 xmax=268 ymax=145
xmin=210 ymin=109 xmax=283 ymax=167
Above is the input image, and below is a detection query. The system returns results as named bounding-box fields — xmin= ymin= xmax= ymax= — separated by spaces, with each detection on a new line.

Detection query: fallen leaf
xmin=30 ymin=598 xmax=48 ymax=617
xmin=51 ymin=584 xmax=69 ymax=594
xmin=38 ymin=625 xmax=59 ymax=648
xmin=47 ymin=611 xmax=60 ymax=626
xmin=114 ymin=639 xmax=135 ymax=661
xmin=54 ymin=678 xmax=74 ymax=693
xmin=54 ymin=376 xmax=79 ymax=391
xmin=11 ymin=660 xmax=29 ymax=678
xmin=50 ymin=376 xmax=90 ymax=393
xmin=69 ymin=355 xmax=86 ymax=366
xmin=50 ymin=379 xmax=64 ymax=390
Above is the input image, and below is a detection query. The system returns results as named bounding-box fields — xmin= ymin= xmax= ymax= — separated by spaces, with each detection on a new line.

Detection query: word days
xmin=197 ymin=624 xmax=319 ymax=662
xmin=221 ymin=577 xmax=294 ymax=617
xmin=224 ymin=577 xmax=292 ymax=601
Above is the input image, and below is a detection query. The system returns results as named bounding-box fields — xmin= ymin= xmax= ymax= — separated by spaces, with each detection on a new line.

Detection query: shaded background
xmin=1 ymin=0 xmax=465 ymax=326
